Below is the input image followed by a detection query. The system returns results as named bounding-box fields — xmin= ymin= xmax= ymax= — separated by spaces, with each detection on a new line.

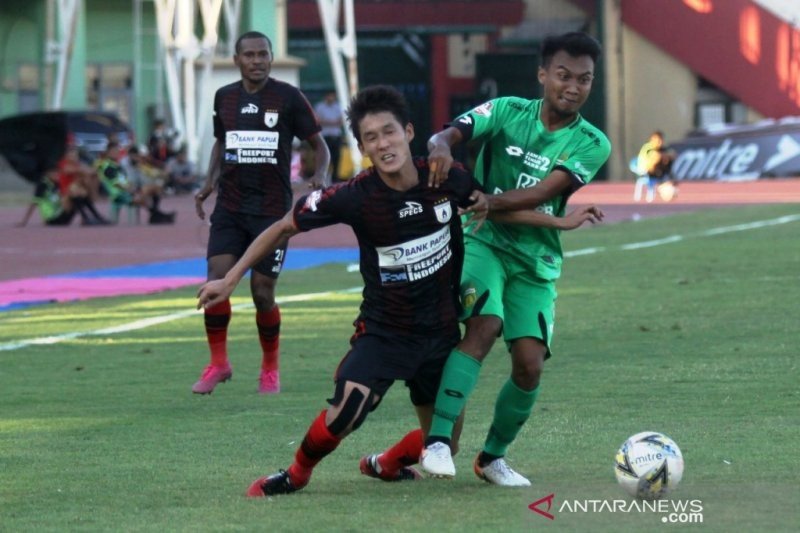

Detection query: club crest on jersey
xmin=241 ymin=103 xmax=259 ymax=114
xmin=473 ymin=102 xmax=493 ymax=117
xmin=398 ymin=201 xmax=423 ymax=219
xmin=434 ymin=200 xmax=452 ymax=223
xmin=264 ymin=111 xmax=279 ymax=127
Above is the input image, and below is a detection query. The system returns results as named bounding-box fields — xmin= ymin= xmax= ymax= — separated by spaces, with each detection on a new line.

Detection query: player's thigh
xmin=207 ymin=207 xmax=249 ymax=261
xmin=502 ymin=272 xmax=557 ymax=351
xmin=246 ymin=214 xmax=288 ymax=278
xmin=460 ymin=239 xmax=507 ymax=322
xmin=334 ymin=322 xmax=400 ymax=402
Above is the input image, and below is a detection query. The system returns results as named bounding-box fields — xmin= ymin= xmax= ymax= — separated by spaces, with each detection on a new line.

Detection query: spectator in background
xmin=96 ymin=142 xmax=175 ymax=224
xmin=56 ymin=145 xmax=108 ymax=223
xmin=165 ymin=146 xmax=198 ymax=194
xmin=16 ymin=166 xmax=107 ymax=227
xmin=314 ymin=91 xmax=344 ymax=183
xmin=635 ymin=131 xmax=677 ymax=202
xmin=148 ymin=118 xmax=175 ymax=168
xmin=126 ymin=145 xmax=169 ymax=192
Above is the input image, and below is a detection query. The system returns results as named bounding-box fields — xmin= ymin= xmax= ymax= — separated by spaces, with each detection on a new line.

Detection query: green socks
xmin=483 ymin=379 xmax=540 ymax=457
xmin=427 ymin=349 xmax=482 ymax=440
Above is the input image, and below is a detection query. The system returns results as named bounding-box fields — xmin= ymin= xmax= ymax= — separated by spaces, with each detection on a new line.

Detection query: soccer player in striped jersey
xmin=192 ymin=31 xmax=330 ymax=395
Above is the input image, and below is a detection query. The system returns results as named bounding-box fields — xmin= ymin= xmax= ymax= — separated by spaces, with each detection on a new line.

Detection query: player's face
xmin=234 ymin=38 xmax=272 ymax=84
xmin=538 ymin=50 xmax=594 ymax=118
xmin=357 ymin=112 xmax=414 ymax=174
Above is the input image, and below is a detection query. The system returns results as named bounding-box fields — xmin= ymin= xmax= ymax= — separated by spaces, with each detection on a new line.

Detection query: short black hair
xmin=346 ymin=85 xmax=411 ymax=143
xmin=541 ymin=32 xmax=601 ymax=67
xmin=235 ymin=31 xmax=272 ymax=55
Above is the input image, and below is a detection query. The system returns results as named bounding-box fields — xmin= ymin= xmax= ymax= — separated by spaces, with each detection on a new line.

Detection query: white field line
xmin=0 ymin=288 xmax=361 ymax=352
xmin=564 ymin=213 xmax=800 ymax=258
xmin=2 ymin=214 xmax=798 ymax=352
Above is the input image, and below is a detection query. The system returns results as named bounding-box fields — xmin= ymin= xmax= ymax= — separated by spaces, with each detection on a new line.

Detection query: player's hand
xmin=194 ymin=187 xmax=212 ymax=220
xmin=427 ymin=144 xmax=453 ymax=189
xmin=197 ymin=279 xmax=234 ymax=310
xmin=559 ymin=205 xmax=604 ymax=230
xmin=459 ymin=190 xmax=489 ymax=234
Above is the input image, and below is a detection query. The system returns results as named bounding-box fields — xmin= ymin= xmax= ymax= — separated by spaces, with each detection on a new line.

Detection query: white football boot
xmin=473 ymin=455 xmax=531 ymax=487
xmin=419 ymin=441 xmax=456 ymax=478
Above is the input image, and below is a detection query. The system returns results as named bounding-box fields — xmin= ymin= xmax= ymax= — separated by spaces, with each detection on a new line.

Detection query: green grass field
xmin=1 ymin=204 xmax=798 ymax=532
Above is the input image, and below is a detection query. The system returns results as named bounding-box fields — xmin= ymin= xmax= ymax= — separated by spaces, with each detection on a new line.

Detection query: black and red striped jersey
xmin=212 ymin=78 xmax=320 ymax=216
xmin=292 ymin=158 xmax=481 ymax=334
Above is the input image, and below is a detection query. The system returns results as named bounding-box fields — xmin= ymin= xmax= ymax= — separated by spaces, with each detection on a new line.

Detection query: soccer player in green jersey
xmin=419 ymin=31 xmax=612 ymax=485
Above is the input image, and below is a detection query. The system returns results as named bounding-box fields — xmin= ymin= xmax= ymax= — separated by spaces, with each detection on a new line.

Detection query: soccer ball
xmin=614 ymin=431 xmax=684 ymax=500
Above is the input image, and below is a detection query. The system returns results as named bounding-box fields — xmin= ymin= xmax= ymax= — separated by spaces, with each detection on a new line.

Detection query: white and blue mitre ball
xmin=614 ymin=431 xmax=684 ymax=500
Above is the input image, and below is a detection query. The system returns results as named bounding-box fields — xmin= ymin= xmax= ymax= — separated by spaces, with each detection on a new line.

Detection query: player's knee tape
xmin=326 ymin=385 xmax=372 ymax=435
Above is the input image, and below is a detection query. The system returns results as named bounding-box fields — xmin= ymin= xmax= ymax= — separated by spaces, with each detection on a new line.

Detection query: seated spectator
xmin=96 ymin=142 xmax=176 ymax=224
xmin=148 ymin=119 xmax=176 ymax=168
xmin=164 ymin=147 xmax=198 ymax=194
xmin=16 ymin=169 xmax=106 ymax=227
xmin=634 ymin=131 xmax=678 ymax=202
xmin=57 ymin=146 xmax=106 ymax=217
xmin=125 ymin=145 xmax=169 ymax=190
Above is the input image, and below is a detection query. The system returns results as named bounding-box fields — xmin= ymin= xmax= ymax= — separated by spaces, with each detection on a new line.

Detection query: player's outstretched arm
xmin=560 ymin=205 xmax=604 ymax=229
xmin=197 ymin=212 xmax=300 ymax=309
xmin=427 ymin=127 xmax=463 ymax=188
xmin=464 ymin=170 xmax=574 ymax=215
xmin=489 ymin=205 xmax=604 ymax=230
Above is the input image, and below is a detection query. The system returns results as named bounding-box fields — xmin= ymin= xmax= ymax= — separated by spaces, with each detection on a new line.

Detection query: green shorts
xmin=460 ymin=238 xmax=557 ymax=356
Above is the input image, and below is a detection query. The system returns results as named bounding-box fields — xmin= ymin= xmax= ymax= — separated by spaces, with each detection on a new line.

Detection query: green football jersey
xmin=452 ymin=97 xmax=611 ymax=280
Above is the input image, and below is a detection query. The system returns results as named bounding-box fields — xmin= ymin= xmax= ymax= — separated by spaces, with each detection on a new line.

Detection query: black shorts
xmin=334 ymin=319 xmax=460 ymax=406
xmin=207 ymin=205 xmax=287 ymax=277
